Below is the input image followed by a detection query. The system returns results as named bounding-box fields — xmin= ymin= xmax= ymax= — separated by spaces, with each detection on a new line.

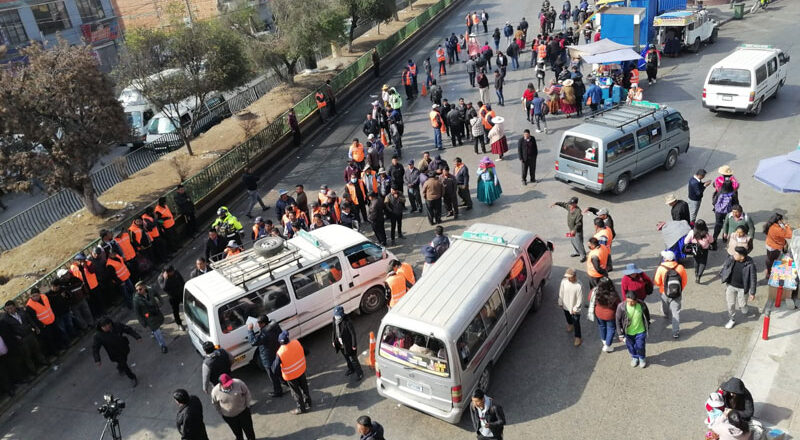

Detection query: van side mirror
xmin=547 ymin=241 xmax=554 ymax=252
xmin=682 ymin=120 xmax=689 ymax=131
xmin=786 ymin=55 xmax=791 ymax=62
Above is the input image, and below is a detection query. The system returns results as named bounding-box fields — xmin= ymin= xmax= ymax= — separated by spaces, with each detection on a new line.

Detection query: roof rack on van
xmin=584 ymin=103 xmax=665 ymax=129
xmin=210 ymin=244 xmax=303 ymax=288
xmin=452 ymin=231 xmax=520 ymax=251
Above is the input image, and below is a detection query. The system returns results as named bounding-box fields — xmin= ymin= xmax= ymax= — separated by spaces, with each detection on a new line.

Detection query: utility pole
xmin=183 ymin=0 xmax=195 ymax=25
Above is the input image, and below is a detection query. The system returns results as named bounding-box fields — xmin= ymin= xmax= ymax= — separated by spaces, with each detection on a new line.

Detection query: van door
xmin=290 ymin=257 xmax=344 ymax=336
xmin=500 ymin=256 xmax=531 ymax=332
xmin=753 ymin=64 xmax=769 ymax=103
xmin=456 ymin=290 xmax=507 ymax=397
xmin=215 ymin=280 xmax=298 ymax=365
xmin=663 ymin=112 xmax=690 ymax=153
xmin=766 ymin=57 xmax=779 ymax=97
xmin=343 ymin=242 xmax=388 ymax=289
xmin=634 ymin=121 xmax=665 ymax=175
xmin=777 ymin=52 xmax=790 ymax=83
xmin=527 ymin=237 xmax=553 ymax=289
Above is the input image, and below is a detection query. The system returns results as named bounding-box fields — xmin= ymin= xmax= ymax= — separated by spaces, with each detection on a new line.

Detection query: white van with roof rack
xmin=703 ymin=44 xmax=790 ymax=116
xmin=183 ymin=225 xmax=395 ymax=369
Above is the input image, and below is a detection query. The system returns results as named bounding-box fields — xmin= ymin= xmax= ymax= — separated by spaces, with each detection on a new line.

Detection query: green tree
xmin=0 ymin=41 xmax=127 ymax=216
xmin=242 ymin=0 xmax=346 ymax=84
xmin=341 ymin=0 xmax=396 ymax=51
xmin=115 ymin=21 xmax=250 ymax=156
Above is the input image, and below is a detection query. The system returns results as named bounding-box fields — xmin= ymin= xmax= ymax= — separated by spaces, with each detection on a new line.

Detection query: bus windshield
xmin=378 ymin=325 xmax=450 ymax=377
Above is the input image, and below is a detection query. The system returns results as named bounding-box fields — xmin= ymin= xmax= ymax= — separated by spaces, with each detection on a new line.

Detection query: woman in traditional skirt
xmin=560 ymin=79 xmax=578 ymax=116
xmin=476 ymin=156 xmax=502 ymax=206
xmin=487 ymin=116 xmax=508 ymax=161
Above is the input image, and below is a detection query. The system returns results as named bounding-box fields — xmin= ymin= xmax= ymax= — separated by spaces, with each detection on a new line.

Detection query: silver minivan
xmin=554 ymin=103 xmax=690 ymax=194
xmin=375 ymin=223 xmax=553 ymax=423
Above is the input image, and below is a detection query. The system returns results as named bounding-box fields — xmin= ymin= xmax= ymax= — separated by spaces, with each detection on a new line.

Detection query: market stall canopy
xmin=754 ymin=149 xmax=800 ymax=193
xmin=567 ymin=38 xmax=643 ymax=64
xmin=595 ymin=0 xmax=626 ymax=5
xmin=653 ymin=11 xmax=696 ymax=26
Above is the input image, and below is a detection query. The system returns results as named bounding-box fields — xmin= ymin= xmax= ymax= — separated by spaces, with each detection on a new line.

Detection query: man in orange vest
xmin=274 ymin=331 xmax=312 ymax=414
xmin=344 ymin=176 xmax=369 ymax=223
xmin=349 ymin=139 xmax=366 ymax=171
xmin=154 ymin=197 xmax=176 ymax=247
xmin=384 ymin=267 xmax=413 ymax=308
xmin=430 ymin=104 xmax=446 ymax=151
xmin=585 ymin=237 xmax=608 ymax=288
xmin=315 ymin=90 xmax=328 ymax=123
xmin=390 ymin=259 xmax=416 ymax=286
xmin=224 ymin=241 xmax=242 ymax=258
xmin=406 ymin=59 xmax=418 ymax=96
xmin=436 ymin=45 xmax=447 ymax=76
xmin=401 ymin=67 xmax=414 ymax=101
xmin=70 ymin=253 xmax=100 ymax=322
xmin=106 ymin=249 xmax=134 ymax=309
xmin=142 ymin=208 xmax=167 ymax=262
xmin=592 ymin=217 xmax=614 ymax=271
xmin=26 ymin=287 xmax=68 ymax=353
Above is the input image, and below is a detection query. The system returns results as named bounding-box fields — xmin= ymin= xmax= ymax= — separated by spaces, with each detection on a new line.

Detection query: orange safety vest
xmin=537 ymin=44 xmax=547 ymax=60
xmin=128 ymin=223 xmax=149 ymax=248
xmin=429 ymin=111 xmax=446 ymax=132
xmin=386 ymin=273 xmax=408 ymax=307
xmin=483 ymin=109 xmax=496 ymax=130
xmin=277 ymin=339 xmax=307 ymax=381
xmin=363 ymin=170 xmax=378 ymax=193
xmin=436 ymin=48 xmax=446 ymax=62
xmin=115 ymin=233 xmax=136 ymax=261
xmin=398 ymin=262 xmax=416 ymax=285
xmin=329 ymin=198 xmax=341 ymax=222
xmin=141 ymin=214 xmax=160 ymax=239
xmin=466 ymin=15 xmax=471 ymax=26
xmin=586 ymin=246 xmax=609 ymax=278
xmin=350 ymin=143 xmax=365 ymax=162
xmin=26 ymin=295 xmax=55 ymax=326
xmin=402 ymin=70 xmax=412 ymax=86
xmin=408 ymin=63 xmax=417 ymax=76
xmin=630 ymin=69 xmax=640 ymax=85
xmin=225 ymin=248 xmax=241 ymax=258
xmin=106 ymin=256 xmax=131 ymax=282
xmin=253 ymin=224 xmax=267 ymax=240
xmin=70 ymin=262 xmax=98 ymax=290
xmin=346 ymin=181 xmax=367 ymax=205
xmin=154 ymin=204 xmax=175 ymax=229
xmin=472 ymin=13 xmax=480 ymax=25
xmin=315 ymin=92 xmax=327 ymax=108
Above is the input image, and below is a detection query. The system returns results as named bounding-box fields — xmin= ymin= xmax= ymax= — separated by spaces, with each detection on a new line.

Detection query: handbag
xmin=684 ymin=242 xmax=699 ymax=256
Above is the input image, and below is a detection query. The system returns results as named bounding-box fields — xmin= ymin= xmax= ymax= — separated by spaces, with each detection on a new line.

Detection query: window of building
xmin=76 ymin=0 xmax=105 ymax=22
xmin=31 ymin=1 xmax=72 ymax=35
xmin=0 ymin=10 xmax=28 ymax=46
xmin=217 ymin=281 xmax=291 ymax=334
xmin=290 ymin=257 xmax=342 ymax=299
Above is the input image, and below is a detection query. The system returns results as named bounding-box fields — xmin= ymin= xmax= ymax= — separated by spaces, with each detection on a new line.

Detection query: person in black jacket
xmin=174 ymin=389 xmax=209 ymax=440
xmin=665 ymin=194 xmax=690 ymax=224
xmin=0 ymin=301 xmax=47 ymax=375
xmin=174 ymin=184 xmax=196 ymax=237
xmin=469 ymin=388 xmax=506 ymax=439
xmin=205 ymin=229 xmax=227 ymax=262
xmin=331 ymin=306 xmax=363 ymax=380
xmin=357 ymin=415 xmax=385 ymax=440
xmin=242 ymin=167 xmax=269 ymax=218
xmin=367 ymin=192 xmax=387 ymax=246
xmin=719 ymin=377 xmax=755 ymax=421
xmin=158 ymin=266 xmax=185 ymax=331
xmin=201 ymin=341 xmax=233 ymax=394
xmin=362 ymin=113 xmax=380 ymax=139
xmin=248 ymin=315 xmax=284 ymax=397
xmin=687 ymin=169 xmax=711 ymax=224
xmin=92 ymin=317 xmax=141 ymax=387
xmin=517 ymin=129 xmax=538 ymax=185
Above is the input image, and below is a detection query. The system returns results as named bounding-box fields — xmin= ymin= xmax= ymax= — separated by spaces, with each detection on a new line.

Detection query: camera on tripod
xmin=97 ymin=394 xmax=125 ymax=419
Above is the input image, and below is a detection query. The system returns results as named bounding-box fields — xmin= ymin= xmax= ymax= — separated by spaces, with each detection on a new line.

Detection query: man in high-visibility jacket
xmin=212 ymin=206 xmax=243 ymax=245
xmin=273 ymin=331 xmax=312 ymax=414
xmin=585 ymin=237 xmax=608 ymax=288
xmin=252 ymin=216 xmax=270 ymax=241
xmin=26 ymin=287 xmax=68 ymax=352
xmin=537 ymin=41 xmax=547 ymax=62
xmin=106 ymin=248 xmax=134 ymax=309
xmin=315 ymin=91 xmax=328 ymax=123
xmin=224 ymin=241 xmax=242 ymax=258
xmin=384 ymin=268 xmax=413 ymax=308
xmin=128 ymin=217 xmax=153 ymax=265
xmin=406 ymin=59 xmax=418 ymax=96
xmin=430 ymin=104 xmax=446 ymax=151
xmin=482 ymin=104 xmax=496 ymax=132
xmin=390 ymin=259 xmax=416 ymax=286
xmin=592 ymin=217 xmax=614 ymax=271
xmin=142 ymin=208 xmax=166 ymax=262
xmin=348 ymin=139 xmax=366 ymax=171
xmin=154 ymin=197 xmax=176 ymax=248
xmin=436 ymin=45 xmax=447 ymax=76
xmin=401 ymin=67 xmax=414 ymax=101
xmin=70 ymin=253 xmax=100 ymax=320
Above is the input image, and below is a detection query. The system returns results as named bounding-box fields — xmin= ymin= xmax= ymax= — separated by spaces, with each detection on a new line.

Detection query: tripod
xmin=99 ymin=416 xmax=122 ymax=440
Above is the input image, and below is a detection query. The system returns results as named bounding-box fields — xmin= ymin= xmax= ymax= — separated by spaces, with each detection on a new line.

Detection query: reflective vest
xmin=346 ymin=181 xmax=367 ymax=205
xmin=429 ymin=110 xmax=445 ymax=132
xmin=350 ymin=143 xmax=365 ymax=162
xmin=253 ymin=224 xmax=268 ymax=240
xmin=402 ymin=70 xmax=413 ymax=86
xmin=466 ymin=15 xmax=471 ymax=26
xmin=315 ymin=92 xmax=326 ymax=108
xmin=408 ymin=63 xmax=417 ymax=76
xmin=472 ymin=13 xmax=480 ymax=25
xmin=329 ymin=198 xmax=341 ymax=223
xmin=386 ymin=273 xmax=408 ymax=307
xmin=26 ymin=295 xmax=54 ymax=326
xmin=70 ymin=262 xmax=98 ymax=290
xmin=398 ymin=262 xmax=416 ymax=285
xmin=106 ymin=256 xmax=131 ymax=282
xmin=128 ymin=223 xmax=150 ymax=249
xmin=363 ymin=171 xmax=378 ymax=193
xmin=586 ymin=246 xmax=609 ymax=278
xmin=115 ymin=233 xmax=136 ymax=261
xmin=537 ymin=44 xmax=547 ymax=60
xmin=154 ymin=204 xmax=175 ymax=229
xmin=629 ymin=88 xmax=643 ymax=102
xmin=141 ymin=214 xmax=160 ymax=239
xmin=630 ymin=69 xmax=640 ymax=86
xmin=225 ymin=248 xmax=241 ymax=258
xmin=483 ymin=110 xmax=496 ymax=130
xmin=277 ymin=339 xmax=306 ymax=381
xmin=593 ymin=228 xmax=613 ymax=250
xmin=436 ymin=48 xmax=446 ymax=62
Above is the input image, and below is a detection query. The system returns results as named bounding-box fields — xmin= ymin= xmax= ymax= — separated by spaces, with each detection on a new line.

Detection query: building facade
xmin=110 ymin=0 xmax=273 ymax=32
xmin=0 ymin=0 xmax=121 ymax=70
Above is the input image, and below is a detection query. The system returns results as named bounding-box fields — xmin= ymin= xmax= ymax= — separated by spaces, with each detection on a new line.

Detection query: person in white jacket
xmin=558 ymin=267 xmax=584 ymax=346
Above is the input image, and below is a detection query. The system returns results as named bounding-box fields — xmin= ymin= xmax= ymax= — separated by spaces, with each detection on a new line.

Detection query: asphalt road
xmin=1 ymin=1 xmax=798 ymax=439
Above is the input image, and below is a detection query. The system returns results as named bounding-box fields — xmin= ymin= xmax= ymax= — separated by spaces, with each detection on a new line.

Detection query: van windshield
xmin=708 ymin=68 xmax=752 ymax=87
xmin=184 ymin=290 xmax=210 ymax=335
xmin=147 ymin=117 xmax=176 ymax=135
xmin=560 ymin=135 xmax=599 ymax=167
xmin=379 ymin=325 xmax=450 ymax=377
xmin=126 ymin=111 xmax=143 ymax=130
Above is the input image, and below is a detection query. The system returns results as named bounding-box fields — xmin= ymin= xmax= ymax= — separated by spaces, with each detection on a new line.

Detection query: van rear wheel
xmin=478 ymin=364 xmax=492 ymax=392
xmin=360 ymin=286 xmax=386 ymax=314
xmin=613 ymin=174 xmax=630 ymax=195
xmin=664 ymin=150 xmax=678 ymax=171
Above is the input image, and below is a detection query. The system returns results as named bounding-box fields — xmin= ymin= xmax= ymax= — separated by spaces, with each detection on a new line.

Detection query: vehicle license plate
xmin=722 ymin=95 xmax=732 ymax=101
xmin=406 ymin=380 xmax=424 ymax=393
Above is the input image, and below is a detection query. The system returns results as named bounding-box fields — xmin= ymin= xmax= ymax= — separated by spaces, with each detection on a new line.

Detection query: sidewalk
xmin=739 ymin=294 xmax=800 ymax=436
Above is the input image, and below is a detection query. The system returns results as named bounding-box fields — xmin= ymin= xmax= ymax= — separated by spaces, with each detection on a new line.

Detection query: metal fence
xmin=9 ymin=0 xmax=456 ymax=301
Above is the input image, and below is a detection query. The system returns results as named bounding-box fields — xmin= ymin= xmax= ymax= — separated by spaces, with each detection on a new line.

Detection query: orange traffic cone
xmin=421 ymin=84 xmax=427 ymax=96
xmin=440 ymin=64 xmax=445 ymax=75
xmin=367 ymin=331 xmax=376 ymax=369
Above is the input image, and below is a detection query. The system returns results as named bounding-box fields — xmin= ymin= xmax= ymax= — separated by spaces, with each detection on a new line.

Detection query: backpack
xmin=713 ymin=191 xmax=734 ymax=214
xmin=662 ymin=265 xmax=682 ymax=299
xmin=646 ymin=50 xmax=658 ymax=66
xmin=541 ymin=101 xmax=550 ymax=115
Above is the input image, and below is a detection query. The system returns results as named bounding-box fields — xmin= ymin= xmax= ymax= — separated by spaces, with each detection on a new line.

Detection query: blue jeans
xmin=596 ymin=318 xmax=615 ymax=346
xmin=433 ymin=129 xmax=443 ymax=150
xmin=511 ymin=56 xmax=519 ymax=70
xmin=495 ymin=89 xmax=504 ymax=106
xmin=152 ymin=328 xmax=166 ymax=348
xmin=55 ymin=313 xmax=78 ymax=339
xmin=625 ymin=332 xmax=646 ymax=360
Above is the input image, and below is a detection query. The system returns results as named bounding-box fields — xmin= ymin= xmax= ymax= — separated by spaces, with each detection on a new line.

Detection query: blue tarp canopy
xmin=568 ymin=38 xmax=643 ymax=64
xmin=754 ymin=149 xmax=800 ymax=193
